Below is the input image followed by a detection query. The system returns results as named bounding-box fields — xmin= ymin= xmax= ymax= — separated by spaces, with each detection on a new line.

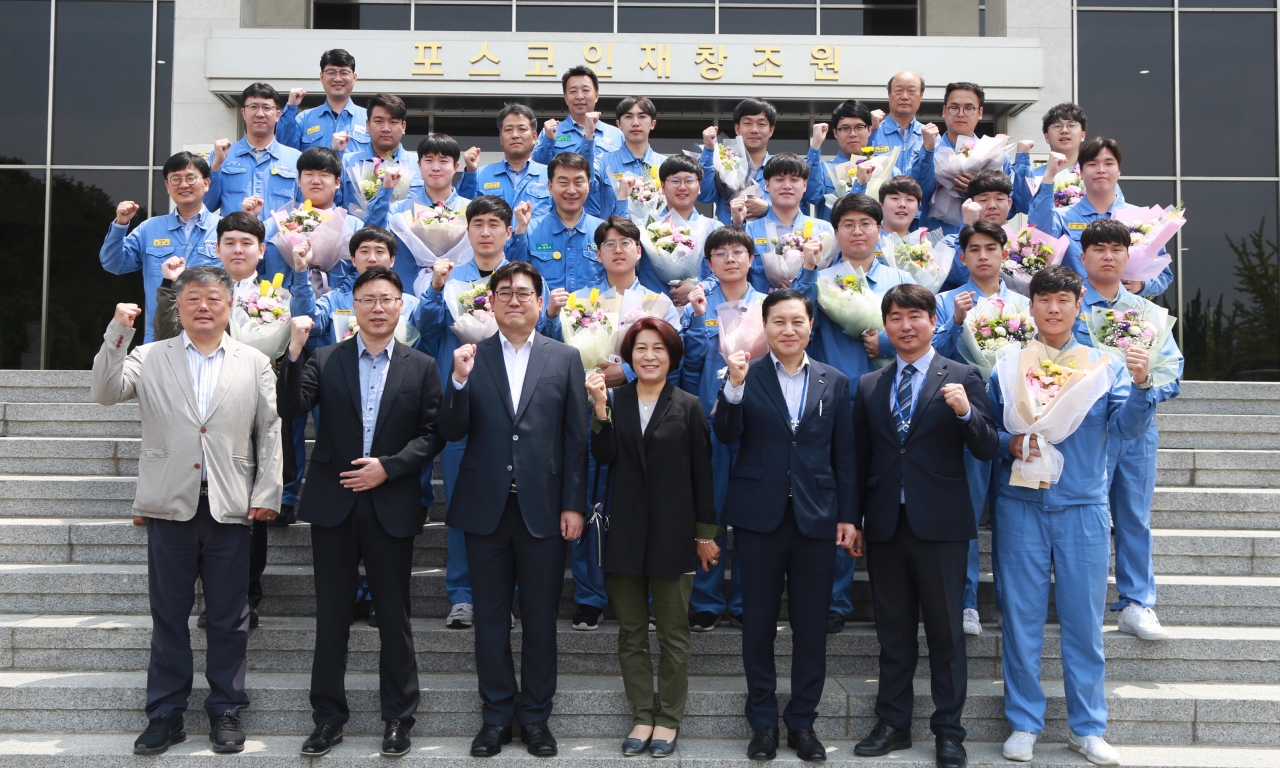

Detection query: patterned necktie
xmin=895 ymin=363 xmax=917 ymax=442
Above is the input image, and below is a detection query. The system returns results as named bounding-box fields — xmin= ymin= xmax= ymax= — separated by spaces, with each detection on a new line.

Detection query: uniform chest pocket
xmin=526 ymin=182 xmax=550 ymax=199
xmin=219 ymin=164 xmax=249 ymax=193
xmin=300 ymin=128 xmax=324 ymax=146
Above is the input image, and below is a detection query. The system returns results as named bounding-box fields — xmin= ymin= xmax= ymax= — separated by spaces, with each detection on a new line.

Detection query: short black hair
xmin=240 ymin=83 xmax=281 ymax=108
xmin=1042 ymin=102 xmax=1088 ymax=135
xmin=881 ymin=284 xmax=937 ymax=321
xmin=162 ymin=151 xmax=210 ymax=180
xmin=296 ymin=147 xmax=342 ymax=178
xmin=595 ymin=216 xmax=641 ymax=247
xmin=490 ymin=260 xmax=544 ymax=298
xmin=831 ymin=100 xmax=873 ymax=129
xmin=497 ymin=102 xmax=537 ymax=133
xmin=658 ymin=155 xmax=702 ymax=183
xmin=562 ymin=65 xmax=599 ymax=93
xmin=762 ymin=152 xmax=808 ymax=182
xmin=367 ymin=93 xmax=407 ymax=122
xmin=944 ymin=82 xmax=985 ymax=109
xmin=831 ymin=193 xmax=883 ymax=227
xmin=1079 ymin=137 xmax=1122 ymax=168
xmin=762 ymin=288 xmax=814 ymax=321
xmin=734 ymin=98 xmax=777 ymax=127
xmin=320 ymin=49 xmax=355 ymax=71
xmin=547 ymin=152 xmax=591 ymax=179
xmin=216 ymin=211 xmax=265 ymax=244
xmin=1080 ymin=218 xmax=1132 ymax=251
xmin=466 ymin=195 xmax=513 ymax=226
xmin=1029 ymin=264 xmax=1083 ymax=299
xmin=966 ymin=170 xmax=1013 ymax=199
xmin=350 ymin=226 xmax=398 ymax=259
xmin=615 ymin=96 xmax=656 ymax=121
xmin=878 ymin=175 xmax=922 ymax=204
xmin=887 ymin=71 xmax=925 ymax=93
xmin=959 ymin=220 xmax=1008 ymax=250
xmin=417 ymin=133 xmax=460 ymax=162
xmin=353 ymin=264 xmax=402 ymax=295
xmin=703 ymin=226 xmax=754 ymax=261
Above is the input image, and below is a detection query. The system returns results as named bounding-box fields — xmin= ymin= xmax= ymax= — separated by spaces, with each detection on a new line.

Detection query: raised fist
xmin=453 ymin=343 xmax=477 ymax=383
xmin=161 ymin=256 xmax=186 ymax=281
xmin=463 ymin=146 xmax=482 ymax=173
xmin=726 ymin=350 xmax=750 ymax=387
xmin=114 ymin=303 xmax=142 ymax=328
xmin=870 ymin=109 xmax=886 ymax=131
xmin=288 ymin=88 xmax=306 ymax=106
xmin=546 ymin=287 xmax=569 ymax=318
xmin=688 ymin=284 xmax=707 ymax=317
xmin=952 ymin=290 xmax=975 ymax=324
xmin=1043 ymin=151 xmax=1068 ymax=180
xmin=331 ymin=131 xmax=351 ymax=153
xmin=583 ymin=111 xmax=600 ymax=137
xmin=921 ymin=123 xmax=940 ymax=152
xmin=729 ymin=196 xmax=748 ymax=226
xmin=288 ymin=316 xmax=315 ymax=360
xmin=292 ymin=240 xmax=313 ymax=272
xmin=961 ymin=199 xmax=983 ymax=225
xmin=115 ymin=201 xmax=140 ymax=226
xmin=810 ymin=123 xmax=829 ymax=150
xmin=585 ymin=370 xmax=608 ymax=412
xmin=703 ymin=125 xmax=719 ymax=150
xmin=513 ymin=200 xmax=533 ymax=234
xmin=1016 ymin=139 xmax=1035 ymax=154
xmin=543 ymin=118 xmax=560 ymax=141
xmin=431 ymin=258 xmax=455 ymax=291
xmin=211 ymin=139 xmax=232 ymax=170
xmin=380 ymin=166 xmax=402 ymax=190
xmin=240 ymin=195 xmax=264 ymax=218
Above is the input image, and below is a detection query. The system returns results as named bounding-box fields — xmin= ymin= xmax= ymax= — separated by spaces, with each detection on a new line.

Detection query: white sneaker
xmin=1116 ymin=605 xmax=1170 ymax=640
xmin=446 ymin=603 xmax=473 ymax=629
xmin=962 ymin=608 xmax=983 ymax=636
xmin=1068 ymin=731 xmax=1120 ymax=766
xmin=1002 ymin=730 xmax=1036 ymax=762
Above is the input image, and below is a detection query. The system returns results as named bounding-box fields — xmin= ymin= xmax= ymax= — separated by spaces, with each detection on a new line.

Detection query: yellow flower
xmin=589 ymin=287 xmax=600 ymax=305
xmin=1049 ymin=364 xmax=1064 ymax=375
xmin=302 ymin=199 xmax=313 ymax=212
xmin=649 ymin=164 xmax=659 ymax=182
xmin=259 ymin=280 xmax=270 ymax=297
xmin=271 ymin=273 xmax=284 ymax=290
xmin=1040 ymin=359 xmax=1053 ymax=368
xmin=860 ymin=147 xmax=876 ymax=157
xmin=566 ymin=294 xmax=577 ymax=311
xmin=802 ymin=220 xmax=814 ymax=239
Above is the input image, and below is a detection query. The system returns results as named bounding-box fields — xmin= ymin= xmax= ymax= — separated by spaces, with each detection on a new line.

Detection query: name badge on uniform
xmin=335 ymin=309 xmax=351 ymax=315
xmin=306 ymin=125 xmax=322 ymax=136
xmin=152 ymin=238 xmax=171 ymax=246
xmin=555 ymin=134 xmax=573 ymax=143
xmin=1067 ymin=222 xmax=1087 ymax=230
xmin=705 ymin=319 xmax=719 ymax=327
xmin=536 ymin=242 xmax=554 ymax=252
xmin=613 ymin=173 xmax=624 ymax=180
xmin=483 ymin=181 xmax=502 ymax=190
xmin=353 ymin=125 xmax=369 ymax=139
xmin=754 ymin=238 xmax=769 ymax=245
xmin=873 ymin=145 xmax=891 ymax=153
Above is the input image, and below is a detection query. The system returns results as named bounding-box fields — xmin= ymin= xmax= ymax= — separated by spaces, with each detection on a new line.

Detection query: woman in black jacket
xmin=586 ymin=316 xmax=720 ymax=758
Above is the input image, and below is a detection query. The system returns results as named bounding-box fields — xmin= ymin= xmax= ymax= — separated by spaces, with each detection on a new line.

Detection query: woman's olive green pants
xmin=606 ymin=572 xmax=695 ymax=729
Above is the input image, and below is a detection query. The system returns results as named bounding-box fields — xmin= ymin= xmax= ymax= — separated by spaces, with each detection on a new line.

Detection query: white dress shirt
xmin=723 ymin=352 xmax=812 ymax=431
xmin=453 ymin=332 xmax=534 ymax=414
xmin=182 ymin=331 xmax=226 ymax=480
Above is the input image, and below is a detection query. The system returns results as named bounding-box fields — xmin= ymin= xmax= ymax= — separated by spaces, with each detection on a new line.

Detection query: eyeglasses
xmin=599 ymin=238 xmax=636 ymax=252
xmin=322 ymin=68 xmax=354 ymax=78
xmin=838 ymin=220 xmax=880 ymax=233
xmin=710 ymin=248 xmax=750 ymax=262
xmin=665 ymin=176 xmax=700 ymax=187
xmin=167 ymin=174 xmax=203 ymax=186
xmin=354 ymin=297 xmax=402 ymax=308
xmin=835 ymin=124 xmax=871 ymax=135
xmin=494 ymin=288 xmax=537 ymax=303
xmin=243 ymin=103 xmax=278 ymax=114
xmin=945 ymin=104 xmax=979 ymax=117
xmin=1048 ymin=121 xmax=1082 ymax=132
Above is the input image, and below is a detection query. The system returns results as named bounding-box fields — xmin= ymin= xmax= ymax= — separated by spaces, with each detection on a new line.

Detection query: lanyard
xmin=786 ymin=367 xmax=809 ymax=432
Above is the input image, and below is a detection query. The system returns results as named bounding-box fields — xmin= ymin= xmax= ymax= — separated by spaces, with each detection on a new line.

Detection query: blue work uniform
xmin=364 ymin=187 xmax=470 ymax=291
xmin=1027 ymin=183 xmax=1168 ymax=295
xmin=919 ymin=133 xmax=1030 ymax=238
xmin=1072 ymin=282 xmax=1183 ymax=613
xmin=276 ymin=99 xmax=369 ymax=153
xmin=743 ymin=209 xmax=835 ymax=294
xmin=531 ymin=116 xmax=624 ymax=166
xmin=339 ymin=143 xmax=424 ymax=213
xmin=866 ymin=117 xmax=937 ymax=205
xmin=988 ymin=341 xmax=1157 ymax=737
xmin=803 ymin=148 xmax=869 ymax=222
xmin=507 ymin=210 xmax=606 ymax=293
xmin=99 ymin=208 xmax=221 ymax=342
xmin=1013 ymin=160 xmax=1125 ymax=211
xmin=204 ymin=139 xmax=301 ymax=218
xmin=588 ymin=145 xmax=667 ymax=220
xmin=793 ymin=257 xmax=913 ymax=616
xmin=457 ymin=159 xmax=553 ymax=220
xmin=699 ymin=148 xmax=770 ymax=226
xmin=290 ymin=271 xmax=431 ymax=351
xmin=261 ymin=205 xmax=360 ymax=297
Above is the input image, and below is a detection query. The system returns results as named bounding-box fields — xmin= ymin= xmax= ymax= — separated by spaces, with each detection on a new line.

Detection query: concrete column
xmin=1003 ymin=0 xmax=1074 ymax=148
xmin=241 ymin=0 xmax=308 ymax=28
xmin=171 ymin=0 xmax=242 ymax=156
xmin=920 ymin=0 xmax=980 ymax=37
xmin=985 ymin=0 xmax=1008 ymax=37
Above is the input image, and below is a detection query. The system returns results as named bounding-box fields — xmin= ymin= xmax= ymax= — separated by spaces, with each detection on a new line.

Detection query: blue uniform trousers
xmin=1108 ymin=424 xmax=1159 ymax=611
xmin=570 ymin=454 xmax=611 ymax=609
xmin=689 ymin=434 xmax=743 ymax=617
xmin=963 ymin=448 xmax=993 ymax=611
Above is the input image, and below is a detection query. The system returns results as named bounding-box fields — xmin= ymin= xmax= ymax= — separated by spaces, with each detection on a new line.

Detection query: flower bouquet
xmin=343 ymin=157 xmax=411 ymax=218
xmin=886 ymin=229 xmax=956 ymax=294
xmin=1085 ymin=293 xmax=1180 ymax=387
xmin=824 ymin=147 xmax=901 ymax=209
xmin=614 ymin=289 xmax=676 ymax=355
xmin=1001 ymin=224 xmax=1069 ymax=297
xmin=815 ymin=267 xmax=883 ymax=340
xmin=443 ymin=279 xmax=499 ymax=344
xmin=1051 ymin=169 xmax=1084 ymax=208
xmin=232 ymin=273 xmax=292 ymax=359
xmin=761 ymin=219 xmax=837 ymax=288
xmin=641 ymin=217 xmax=702 ymax=287
xmin=994 ymin=343 xmax=1114 ymax=488
xmin=716 ymin=299 xmax=768 ymax=365
xmin=931 ymin=134 xmax=1011 ymax=226
xmin=270 ymin=199 xmax=351 ymax=274
xmin=563 ymin=288 xmax=621 ymax=371
xmin=389 ymin=201 xmax=472 ymax=269
xmin=615 ymin=165 xmax=666 ymax=223
xmin=710 ymin=135 xmax=751 ymax=201
xmin=959 ymin=296 xmax=1035 ymax=380
xmin=1114 ymin=203 xmax=1185 ymax=283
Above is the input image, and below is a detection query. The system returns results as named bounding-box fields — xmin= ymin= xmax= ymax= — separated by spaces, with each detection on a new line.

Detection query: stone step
xmin=0 ymin=371 xmax=91 ymax=404
xmin=0 ymin=671 xmax=1274 ymax=744
xmin=1157 ymin=450 xmax=1280 ymax=488
xmin=3 ymin=615 xmax=1278 ymax=684
xmin=1158 ymin=381 xmax=1280 ymax=416
xmin=0 ymin=404 xmax=141 ymax=438
xmin=1152 ymin=488 xmax=1280 ymax=530
xmin=0 ymin=438 xmax=140 ymax=477
xmin=1157 ymin=414 xmax=1280 ymax=450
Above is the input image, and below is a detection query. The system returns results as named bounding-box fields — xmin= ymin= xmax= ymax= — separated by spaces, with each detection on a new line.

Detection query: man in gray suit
xmin=92 ymin=266 xmax=282 ymax=756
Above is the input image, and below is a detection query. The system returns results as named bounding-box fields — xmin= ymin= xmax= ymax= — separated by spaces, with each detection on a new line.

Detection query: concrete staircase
xmin=0 ymin=371 xmax=1276 ymax=766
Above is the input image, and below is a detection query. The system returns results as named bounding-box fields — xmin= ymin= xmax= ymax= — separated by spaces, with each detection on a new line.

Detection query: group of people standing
xmin=92 ymin=47 xmax=1181 ymax=768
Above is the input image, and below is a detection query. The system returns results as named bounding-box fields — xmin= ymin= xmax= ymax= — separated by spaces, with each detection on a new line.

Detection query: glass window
xmin=621 ymin=0 xmax=711 ymax=4
xmin=53 ymin=0 xmax=154 ymax=167
xmin=1182 ymin=0 xmax=1273 ymax=7
xmin=1179 ymin=12 xmax=1277 ymax=177
xmin=719 ymin=7 xmax=816 ymax=35
xmin=1178 ymin=180 xmax=1280 ymax=380
xmin=1077 ymin=11 xmax=1175 ymax=177
xmin=1114 ymin=180 xmax=1175 ymax=210
xmin=727 ymin=0 xmax=813 ymax=5
xmin=359 ymin=2 xmax=411 ymax=29
xmin=0 ymin=1 xmax=52 ymax=165
xmin=314 ymin=2 xmax=358 ymax=28
xmin=153 ymin=2 xmax=174 ymax=164
xmin=823 ymin=7 xmax=915 ymax=34
xmin=0 ymin=169 xmax=47 ymax=369
xmin=416 ymin=4 xmax=511 ymax=31
xmin=431 ymin=116 xmax=505 ymax=152
xmin=618 ymin=6 xmax=714 ymax=33
xmin=1078 ymin=0 xmax=1170 ymax=6
xmin=517 ymin=5 xmax=612 ymax=32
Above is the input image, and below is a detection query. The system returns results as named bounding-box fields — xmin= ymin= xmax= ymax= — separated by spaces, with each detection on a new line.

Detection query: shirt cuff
xmin=723 ymin=380 xmax=745 ymax=404
xmin=957 ymin=407 xmax=973 ymax=422
xmin=451 ymin=376 xmax=466 ymax=390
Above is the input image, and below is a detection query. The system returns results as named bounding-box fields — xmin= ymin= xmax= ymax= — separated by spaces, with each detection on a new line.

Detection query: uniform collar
xmin=503 ymin=158 xmax=533 ymax=176
xmin=551 ymin=209 xmax=589 ymax=235
xmin=764 ymin=206 xmax=804 ymax=228
xmin=420 ymin=187 xmax=460 ymax=208
xmin=234 ymin=137 xmax=283 ymax=160
xmin=1083 ymin=278 xmax=1127 ymax=308
xmin=961 ymin=278 xmax=1007 ymax=300
xmin=456 ymin=257 xmax=507 ymax=280
xmin=322 ymin=99 xmax=357 ymax=118
xmin=168 ymin=207 xmax=212 ymax=230
xmin=881 ymin=116 xmax=921 ymax=138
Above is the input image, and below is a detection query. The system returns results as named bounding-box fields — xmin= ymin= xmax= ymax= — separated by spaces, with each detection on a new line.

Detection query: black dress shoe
xmin=249 ymin=610 xmax=260 ymax=630
xmin=471 ymin=724 xmax=513 ymax=757
xmin=827 ymin=611 xmax=846 ymax=634
xmin=936 ymin=734 xmax=967 ymax=768
xmin=208 ymin=712 xmax=246 ymax=753
xmin=270 ymin=503 xmax=296 ymax=527
xmin=854 ymin=721 xmax=911 ymax=756
xmin=133 ymin=714 xmax=185 ymax=755
xmin=521 ymin=721 xmax=558 ymax=757
xmin=621 ymin=735 xmax=651 ymax=756
xmin=787 ymin=728 xmax=826 ymax=761
xmin=649 ymin=730 xmax=678 ymax=758
xmin=368 ymin=602 xmax=378 ymax=627
xmin=381 ymin=719 xmax=411 ymax=757
xmin=300 ymin=723 xmax=344 ymax=756
xmin=747 ymin=727 xmax=778 ymax=760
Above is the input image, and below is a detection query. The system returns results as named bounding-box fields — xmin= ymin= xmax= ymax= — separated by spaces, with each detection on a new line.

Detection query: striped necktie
xmin=894 ymin=363 xmax=916 ymax=442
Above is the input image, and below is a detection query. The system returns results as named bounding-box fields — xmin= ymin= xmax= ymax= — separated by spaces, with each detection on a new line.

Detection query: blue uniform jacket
xmin=275 ymin=99 xmax=369 ymax=153
xmin=507 ymin=209 xmax=606 ymax=293
xmin=364 ymin=188 xmax=470 ymax=291
xmin=919 ymin=133 xmax=1031 ymax=237
xmin=457 ymin=159 xmax=552 ymax=220
xmin=531 ymin=116 xmax=624 ymax=166
xmin=743 ymin=209 xmax=835 ymax=294
xmin=934 ymin=278 xmax=1028 ymax=362
xmin=205 ymin=139 xmax=301 ymax=218
xmin=700 ymin=147 xmax=771 ymax=225
xmin=866 ymin=117 xmax=937 ymax=202
xmin=1013 ymin=160 xmax=1125 ymax=212
xmin=589 ymin=145 xmax=667 ymax=220
xmin=1071 ymin=281 xmax=1183 ymax=405
xmin=339 ymin=143 xmax=424 ymax=212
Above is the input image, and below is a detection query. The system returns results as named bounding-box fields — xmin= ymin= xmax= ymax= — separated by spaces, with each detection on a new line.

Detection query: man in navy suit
xmin=850 ymin=283 xmax=998 ymax=768
xmin=713 ymin=288 xmax=858 ymax=762
xmin=441 ymin=261 xmax=589 ymax=758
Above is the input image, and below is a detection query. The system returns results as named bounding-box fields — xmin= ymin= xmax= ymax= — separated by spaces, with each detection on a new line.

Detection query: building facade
xmin=0 ymin=0 xmax=1275 ymax=379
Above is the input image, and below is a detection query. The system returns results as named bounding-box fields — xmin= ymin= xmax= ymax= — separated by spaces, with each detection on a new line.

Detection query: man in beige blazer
xmin=91 ymin=265 xmax=282 ymax=756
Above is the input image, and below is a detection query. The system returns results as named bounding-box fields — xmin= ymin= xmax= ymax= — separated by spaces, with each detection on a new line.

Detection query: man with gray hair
xmin=92 ymin=265 xmax=283 ymax=756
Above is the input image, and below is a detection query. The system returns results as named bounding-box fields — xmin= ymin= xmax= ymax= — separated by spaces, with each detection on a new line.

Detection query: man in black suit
xmin=713 ymin=288 xmax=858 ymax=762
xmin=442 ymin=261 xmax=589 ymax=758
xmin=850 ymin=283 xmax=998 ymax=768
xmin=278 ymin=265 xmax=444 ymax=758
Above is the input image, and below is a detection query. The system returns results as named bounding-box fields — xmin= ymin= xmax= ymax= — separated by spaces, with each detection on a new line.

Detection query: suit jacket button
xmin=507 ymin=465 xmax=513 ymax=472
xmin=900 ymin=447 xmax=906 ymax=454
xmin=193 ymin=463 xmax=200 ymax=469
xmin=199 ymin=427 xmax=206 ymax=434
xmin=791 ymin=441 xmax=797 ymax=447
xmin=513 ymin=435 xmax=519 ymax=441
